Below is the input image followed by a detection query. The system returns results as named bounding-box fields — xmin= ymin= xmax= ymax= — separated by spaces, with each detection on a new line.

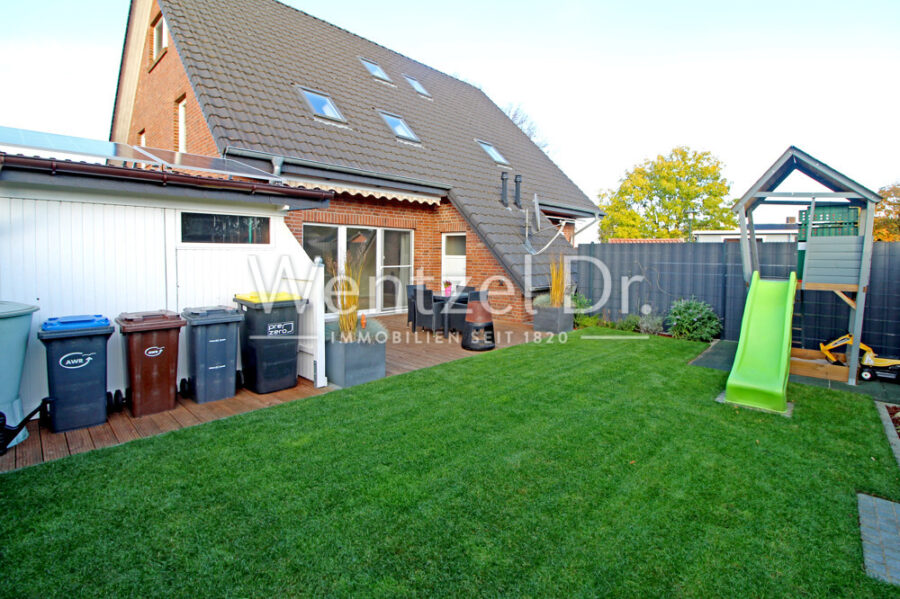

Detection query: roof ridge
xmin=254 ymin=0 xmax=485 ymax=93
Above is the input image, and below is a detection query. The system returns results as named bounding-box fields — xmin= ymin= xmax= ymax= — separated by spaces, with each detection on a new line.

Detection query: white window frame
xmin=403 ymin=75 xmax=430 ymax=97
xmin=359 ymin=58 xmax=392 ymax=83
xmin=441 ymin=233 xmax=467 ymax=288
xmin=152 ymin=17 xmax=168 ymax=61
xmin=302 ymin=223 xmax=414 ymax=316
xmin=299 ymin=87 xmax=346 ymax=122
xmin=476 ymin=139 xmax=509 ymax=165
xmin=379 ymin=111 xmax=419 ymax=142
xmin=177 ymin=97 xmax=187 ymax=153
xmin=138 ymin=130 xmax=146 ymax=147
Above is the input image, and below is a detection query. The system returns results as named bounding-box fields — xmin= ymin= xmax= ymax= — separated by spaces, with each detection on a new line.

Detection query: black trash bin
xmin=181 ymin=306 xmax=243 ymax=403
xmin=37 ymin=315 xmax=115 ymax=432
xmin=234 ymin=292 xmax=304 ymax=394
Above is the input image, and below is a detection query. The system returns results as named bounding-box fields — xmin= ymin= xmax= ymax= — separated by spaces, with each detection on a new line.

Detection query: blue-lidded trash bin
xmin=181 ymin=306 xmax=243 ymax=404
xmin=38 ymin=315 xmax=114 ymax=432
xmin=0 ymin=301 xmax=39 ymax=447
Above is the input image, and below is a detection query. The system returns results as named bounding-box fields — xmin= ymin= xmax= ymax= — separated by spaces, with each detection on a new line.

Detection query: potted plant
xmin=533 ymin=254 xmax=573 ymax=334
xmin=443 ymin=280 xmax=453 ymax=297
xmin=324 ymin=248 xmax=387 ymax=388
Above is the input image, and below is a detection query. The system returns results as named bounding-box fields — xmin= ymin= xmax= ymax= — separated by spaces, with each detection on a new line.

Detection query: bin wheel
xmin=125 ymin=388 xmax=133 ymax=406
xmin=40 ymin=398 xmax=53 ymax=428
xmin=113 ymin=389 xmax=125 ymax=411
xmin=179 ymin=378 xmax=190 ymax=398
xmin=106 ymin=391 xmax=113 ymax=413
xmin=236 ymin=370 xmax=244 ymax=390
xmin=861 ymin=368 xmax=875 ymax=382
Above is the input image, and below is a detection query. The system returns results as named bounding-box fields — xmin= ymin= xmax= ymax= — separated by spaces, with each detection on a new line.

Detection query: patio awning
xmin=284 ymin=177 xmax=442 ymax=206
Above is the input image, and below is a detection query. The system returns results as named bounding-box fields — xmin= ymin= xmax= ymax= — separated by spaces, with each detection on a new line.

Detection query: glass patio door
xmin=381 ymin=230 xmax=412 ymax=311
xmin=346 ymin=227 xmax=377 ymax=311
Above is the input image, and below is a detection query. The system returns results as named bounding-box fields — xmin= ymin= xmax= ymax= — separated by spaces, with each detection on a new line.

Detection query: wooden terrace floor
xmin=1 ymin=315 xmax=532 ymax=473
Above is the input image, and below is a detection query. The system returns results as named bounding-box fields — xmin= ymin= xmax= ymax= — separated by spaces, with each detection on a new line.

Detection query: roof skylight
xmin=477 ymin=140 xmax=509 ymax=164
xmin=300 ymin=88 xmax=345 ymax=122
xmin=360 ymin=58 xmax=392 ymax=82
xmin=404 ymin=75 xmax=430 ymax=97
xmin=380 ymin=112 xmax=419 ymax=142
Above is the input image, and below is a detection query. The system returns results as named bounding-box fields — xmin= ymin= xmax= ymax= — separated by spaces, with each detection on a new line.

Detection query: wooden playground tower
xmin=733 ymin=146 xmax=882 ymax=386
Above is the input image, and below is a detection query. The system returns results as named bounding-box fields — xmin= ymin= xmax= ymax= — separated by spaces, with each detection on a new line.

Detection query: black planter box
xmin=533 ymin=306 xmax=573 ymax=334
xmin=325 ymin=338 xmax=386 ymax=388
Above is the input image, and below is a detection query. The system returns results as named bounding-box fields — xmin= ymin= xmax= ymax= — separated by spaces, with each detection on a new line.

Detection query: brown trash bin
xmin=116 ymin=310 xmax=186 ymax=417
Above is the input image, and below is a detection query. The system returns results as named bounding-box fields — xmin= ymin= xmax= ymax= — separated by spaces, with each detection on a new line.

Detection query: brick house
xmin=110 ymin=0 xmax=600 ymax=322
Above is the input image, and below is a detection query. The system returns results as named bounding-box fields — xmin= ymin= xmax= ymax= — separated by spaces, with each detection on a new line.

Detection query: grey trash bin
xmin=0 ymin=302 xmax=39 ymax=448
xmin=181 ymin=306 xmax=243 ymax=403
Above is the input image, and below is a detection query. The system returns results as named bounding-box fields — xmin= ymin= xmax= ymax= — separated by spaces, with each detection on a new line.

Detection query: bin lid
xmin=234 ymin=292 xmax=302 ymax=304
xmin=41 ymin=314 xmax=110 ymax=331
xmin=116 ymin=310 xmax=186 ymax=332
xmin=0 ymin=301 xmax=39 ymax=319
xmin=182 ymin=305 xmax=244 ymax=325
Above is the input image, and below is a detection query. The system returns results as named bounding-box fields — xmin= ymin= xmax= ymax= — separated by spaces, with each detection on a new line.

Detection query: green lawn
xmin=2 ymin=329 xmax=899 ymax=598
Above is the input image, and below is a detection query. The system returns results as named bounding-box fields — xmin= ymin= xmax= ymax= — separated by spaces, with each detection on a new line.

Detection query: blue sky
xmin=1 ymin=0 xmax=898 ymax=224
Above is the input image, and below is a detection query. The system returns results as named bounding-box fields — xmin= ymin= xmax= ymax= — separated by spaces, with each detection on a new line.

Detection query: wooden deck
xmin=1 ymin=314 xmax=532 ymax=473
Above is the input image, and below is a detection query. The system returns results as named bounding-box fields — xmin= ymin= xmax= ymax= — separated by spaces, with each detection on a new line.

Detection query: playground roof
xmin=734 ymin=146 xmax=882 ymax=214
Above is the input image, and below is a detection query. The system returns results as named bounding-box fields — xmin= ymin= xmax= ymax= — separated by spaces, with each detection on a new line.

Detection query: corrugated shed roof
xmin=607 ymin=238 xmax=686 ymax=244
xmin=157 ymin=0 xmax=599 ymax=290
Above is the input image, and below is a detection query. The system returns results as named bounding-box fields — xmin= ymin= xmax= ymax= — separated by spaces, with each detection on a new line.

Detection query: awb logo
xmin=59 ymin=352 xmax=96 ymax=369
xmin=144 ymin=346 xmax=165 ymax=358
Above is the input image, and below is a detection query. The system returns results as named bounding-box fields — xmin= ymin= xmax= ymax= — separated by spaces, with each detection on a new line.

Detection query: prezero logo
xmin=59 ymin=352 xmax=96 ymax=369
xmin=267 ymin=322 xmax=295 ymax=336
xmin=144 ymin=346 xmax=165 ymax=358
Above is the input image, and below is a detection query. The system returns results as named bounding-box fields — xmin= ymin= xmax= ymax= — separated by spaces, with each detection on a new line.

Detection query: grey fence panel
xmin=576 ymin=241 xmax=900 ymax=356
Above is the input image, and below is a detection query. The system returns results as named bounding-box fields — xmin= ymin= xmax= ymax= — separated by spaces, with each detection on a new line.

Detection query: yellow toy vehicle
xmin=820 ymin=334 xmax=900 ymax=383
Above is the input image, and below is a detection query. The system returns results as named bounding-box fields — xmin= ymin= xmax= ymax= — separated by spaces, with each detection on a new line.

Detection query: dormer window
xmin=477 ymin=140 xmax=509 ymax=165
xmin=152 ymin=16 xmax=168 ymax=61
xmin=300 ymin=88 xmax=345 ymax=122
xmin=404 ymin=75 xmax=430 ymax=97
xmin=360 ymin=58 xmax=392 ymax=83
xmin=379 ymin=112 xmax=418 ymax=142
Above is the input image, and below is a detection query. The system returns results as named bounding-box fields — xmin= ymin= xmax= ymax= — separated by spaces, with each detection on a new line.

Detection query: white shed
xmin=0 ymin=153 xmax=333 ymax=415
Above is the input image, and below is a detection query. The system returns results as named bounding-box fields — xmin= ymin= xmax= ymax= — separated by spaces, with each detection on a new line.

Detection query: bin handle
xmin=0 ymin=398 xmax=50 ymax=456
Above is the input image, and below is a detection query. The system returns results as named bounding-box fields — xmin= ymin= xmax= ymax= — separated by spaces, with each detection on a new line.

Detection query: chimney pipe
xmin=514 ymin=174 xmax=522 ymax=208
xmin=500 ymin=172 xmax=509 ymax=207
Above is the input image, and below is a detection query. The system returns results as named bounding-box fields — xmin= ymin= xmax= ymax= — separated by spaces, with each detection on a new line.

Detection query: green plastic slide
xmin=725 ymin=271 xmax=797 ymax=413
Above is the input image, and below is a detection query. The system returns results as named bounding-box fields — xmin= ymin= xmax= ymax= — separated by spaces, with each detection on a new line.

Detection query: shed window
xmin=380 ymin=112 xmax=418 ymax=142
xmin=360 ymin=58 xmax=392 ymax=82
xmin=181 ymin=213 xmax=270 ymax=244
xmin=300 ymin=88 xmax=345 ymax=121
xmin=477 ymin=140 xmax=508 ymax=165
xmin=404 ymin=75 xmax=429 ymax=97
xmin=152 ymin=17 xmax=168 ymax=60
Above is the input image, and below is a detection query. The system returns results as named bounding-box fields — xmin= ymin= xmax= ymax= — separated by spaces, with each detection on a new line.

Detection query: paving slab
xmin=858 ymin=493 xmax=900 ymax=586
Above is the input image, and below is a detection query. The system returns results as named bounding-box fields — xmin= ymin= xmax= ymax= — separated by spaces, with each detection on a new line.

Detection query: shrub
xmin=616 ymin=314 xmax=641 ymax=332
xmin=574 ymin=314 xmax=600 ymax=329
xmin=665 ymin=298 xmax=721 ymax=342
xmin=638 ymin=314 xmax=664 ymax=335
xmin=532 ymin=293 xmax=551 ymax=308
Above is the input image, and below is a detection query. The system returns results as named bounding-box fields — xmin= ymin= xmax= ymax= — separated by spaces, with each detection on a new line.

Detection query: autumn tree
xmin=598 ymin=147 xmax=736 ymax=241
xmin=874 ymin=183 xmax=900 ymax=242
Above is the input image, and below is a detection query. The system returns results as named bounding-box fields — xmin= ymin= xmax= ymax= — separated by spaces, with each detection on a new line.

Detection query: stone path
xmin=858 ymin=493 xmax=900 ymax=585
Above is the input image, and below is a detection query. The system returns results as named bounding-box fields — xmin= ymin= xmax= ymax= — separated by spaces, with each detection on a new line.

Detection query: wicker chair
xmin=414 ymin=288 xmax=442 ymax=332
xmin=406 ymin=284 xmax=424 ymax=329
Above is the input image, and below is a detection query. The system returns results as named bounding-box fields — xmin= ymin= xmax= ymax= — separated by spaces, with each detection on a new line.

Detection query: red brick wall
xmin=127 ymin=1 xmax=218 ymax=155
xmin=285 ymin=194 xmax=531 ymax=322
xmin=125 ymin=3 xmax=532 ymax=322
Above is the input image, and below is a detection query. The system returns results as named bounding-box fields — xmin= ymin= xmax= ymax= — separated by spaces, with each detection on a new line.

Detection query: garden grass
xmin=2 ymin=329 xmax=899 ymax=597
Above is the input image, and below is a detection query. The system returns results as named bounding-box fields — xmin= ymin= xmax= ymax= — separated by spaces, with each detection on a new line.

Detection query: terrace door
xmin=381 ymin=230 xmax=412 ymax=311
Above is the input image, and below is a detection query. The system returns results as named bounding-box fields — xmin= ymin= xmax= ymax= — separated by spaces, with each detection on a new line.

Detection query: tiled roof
xmin=157 ymin=0 xmax=599 ymax=290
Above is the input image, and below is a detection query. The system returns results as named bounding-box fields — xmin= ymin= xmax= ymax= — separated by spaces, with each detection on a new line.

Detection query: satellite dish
xmin=533 ymin=193 xmax=542 ymax=232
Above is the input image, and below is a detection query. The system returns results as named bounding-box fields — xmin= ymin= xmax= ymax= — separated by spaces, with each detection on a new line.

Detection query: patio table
xmin=432 ymin=293 xmax=469 ymax=337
